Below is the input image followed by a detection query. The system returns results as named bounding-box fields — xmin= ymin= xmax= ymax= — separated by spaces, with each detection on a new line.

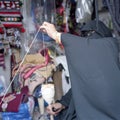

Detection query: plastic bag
xmin=2 ymin=103 xmax=32 ymax=120
xmin=75 ymin=0 xmax=93 ymax=23
xmin=0 ymin=76 xmax=7 ymax=96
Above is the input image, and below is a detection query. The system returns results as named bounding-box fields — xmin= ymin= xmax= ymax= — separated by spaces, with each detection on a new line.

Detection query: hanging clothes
xmin=0 ymin=49 xmax=5 ymax=69
xmin=106 ymin=0 xmax=120 ymax=33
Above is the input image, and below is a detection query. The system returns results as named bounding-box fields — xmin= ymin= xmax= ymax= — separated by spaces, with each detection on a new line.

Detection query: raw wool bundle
xmin=34 ymin=62 xmax=56 ymax=79
xmin=21 ymin=48 xmax=53 ymax=80
xmin=23 ymin=62 xmax=56 ymax=95
xmin=22 ymin=53 xmax=45 ymax=65
xmin=20 ymin=49 xmax=56 ymax=95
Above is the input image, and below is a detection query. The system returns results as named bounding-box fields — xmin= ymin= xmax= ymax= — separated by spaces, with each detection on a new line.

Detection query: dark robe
xmin=60 ymin=33 xmax=120 ymax=120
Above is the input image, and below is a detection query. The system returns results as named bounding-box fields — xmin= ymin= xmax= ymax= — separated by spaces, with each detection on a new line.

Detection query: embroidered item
xmin=0 ymin=12 xmax=23 ymax=28
xmin=0 ymin=0 xmax=22 ymax=10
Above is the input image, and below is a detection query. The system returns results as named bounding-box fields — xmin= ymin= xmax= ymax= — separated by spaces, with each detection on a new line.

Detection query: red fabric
xmin=19 ymin=27 xmax=26 ymax=33
xmin=0 ymin=27 xmax=4 ymax=33
xmin=0 ymin=53 xmax=5 ymax=69
xmin=0 ymin=86 xmax=29 ymax=112
xmin=23 ymin=49 xmax=50 ymax=80
xmin=3 ymin=23 xmax=22 ymax=28
xmin=0 ymin=11 xmax=21 ymax=14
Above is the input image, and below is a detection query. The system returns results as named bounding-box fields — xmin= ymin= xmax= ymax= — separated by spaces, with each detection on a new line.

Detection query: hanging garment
xmin=0 ymin=53 xmax=5 ymax=69
xmin=106 ymin=0 xmax=120 ymax=33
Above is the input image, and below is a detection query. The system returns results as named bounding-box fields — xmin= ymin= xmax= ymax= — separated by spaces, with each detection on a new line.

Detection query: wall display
xmin=0 ymin=0 xmax=23 ymax=28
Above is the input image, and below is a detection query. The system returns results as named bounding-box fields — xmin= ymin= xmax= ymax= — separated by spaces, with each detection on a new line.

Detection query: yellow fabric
xmin=22 ymin=53 xmax=45 ymax=65
xmin=34 ymin=62 xmax=56 ymax=79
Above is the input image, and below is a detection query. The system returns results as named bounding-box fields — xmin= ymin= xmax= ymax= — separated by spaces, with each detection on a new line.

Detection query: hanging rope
xmin=95 ymin=0 xmax=99 ymax=31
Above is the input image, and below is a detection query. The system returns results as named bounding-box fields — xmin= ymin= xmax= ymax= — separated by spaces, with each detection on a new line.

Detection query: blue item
xmin=33 ymin=84 xmax=42 ymax=98
xmin=2 ymin=103 xmax=32 ymax=120
xmin=37 ymin=32 xmax=53 ymax=42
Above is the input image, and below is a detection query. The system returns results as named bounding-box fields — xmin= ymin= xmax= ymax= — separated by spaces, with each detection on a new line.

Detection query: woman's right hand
xmin=40 ymin=22 xmax=61 ymax=43
xmin=46 ymin=102 xmax=65 ymax=115
xmin=40 ymin=22 xmax=57 ymax=40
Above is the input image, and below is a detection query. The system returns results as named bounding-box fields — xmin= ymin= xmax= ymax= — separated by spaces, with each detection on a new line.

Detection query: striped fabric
xmin=0 ymin=0 xmax=23 ymax=28
xmin=0 ymin=52 xmax=5 ymax=69
xmin=0 ymin=12 xmax=23 ymax=28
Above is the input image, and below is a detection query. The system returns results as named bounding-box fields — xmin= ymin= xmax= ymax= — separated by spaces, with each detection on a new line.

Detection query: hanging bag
xmin=75 ymin=0 xmax=93 ymax=23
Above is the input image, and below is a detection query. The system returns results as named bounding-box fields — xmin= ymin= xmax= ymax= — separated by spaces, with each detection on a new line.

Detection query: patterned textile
xmin=0 ymin=53 xmax=5 ymax=69
xmin=0 ymin=44 xmax=5 ymax=69
xmin=0 ymin=0 xmax=21 ymax=11
xmin=0 ymin=0 xmax=23 ymax=28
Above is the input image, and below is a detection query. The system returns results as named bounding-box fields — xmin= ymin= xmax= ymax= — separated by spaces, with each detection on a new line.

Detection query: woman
xmin=40 ymin=21 xmax=120 ymax=120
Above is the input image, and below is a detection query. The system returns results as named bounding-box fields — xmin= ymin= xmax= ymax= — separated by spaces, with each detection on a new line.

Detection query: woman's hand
xmin=40 ymin=22 xmax=57 ymax=39
xmin=40 ymin=22 xmax=61 ymax=43
xmin=46 ymin=102 xmax=65 ymax=116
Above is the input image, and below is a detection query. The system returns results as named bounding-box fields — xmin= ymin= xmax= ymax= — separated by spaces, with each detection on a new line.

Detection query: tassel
xmin=0 ymin=1 xmax=5 ymax=8
xmin=11 ymin=1 xmax=15 ymax=8
xmin=0 ymin=27 xmax=4 ymax=33
xmin=20 ymin=27 xmax=26 ymax=33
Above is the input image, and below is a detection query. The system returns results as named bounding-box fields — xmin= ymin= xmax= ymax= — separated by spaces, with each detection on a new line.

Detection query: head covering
xmin=81 ymin=20 xmax=112 ymax=37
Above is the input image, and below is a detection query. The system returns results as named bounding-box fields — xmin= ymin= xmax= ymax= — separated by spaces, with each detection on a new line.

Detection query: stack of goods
xmin=0 ymin=0 xmax=22 ymax=28
xmin=0 ymin=0 xmax=25 ymax=50
xmin=17 ymin=48 xmax=56 ymax=119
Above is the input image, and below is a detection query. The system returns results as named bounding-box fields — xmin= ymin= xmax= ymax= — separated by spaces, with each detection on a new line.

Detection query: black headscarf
xmin=81 ymin=20 xmax=112 ymax=38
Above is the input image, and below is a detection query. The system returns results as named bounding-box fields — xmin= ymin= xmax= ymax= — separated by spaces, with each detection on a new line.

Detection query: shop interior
xmin=0 ymin=0 xmax=120 ymax=120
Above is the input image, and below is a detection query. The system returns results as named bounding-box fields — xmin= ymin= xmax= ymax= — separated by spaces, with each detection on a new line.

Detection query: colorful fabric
xmin=0 ymin=42 xmax=5 ymax=69
xmin=0 ymin=0 xmax=22 ymax=11
xmin=0 ymin=53 xmax=5 ymax=69
xmin=0 ymin=12 xmax=23 ymax=28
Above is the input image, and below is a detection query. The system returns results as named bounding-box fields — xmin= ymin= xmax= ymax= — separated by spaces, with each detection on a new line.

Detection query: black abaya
xmin=61 ymin=33 xmax=120 ymax=120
